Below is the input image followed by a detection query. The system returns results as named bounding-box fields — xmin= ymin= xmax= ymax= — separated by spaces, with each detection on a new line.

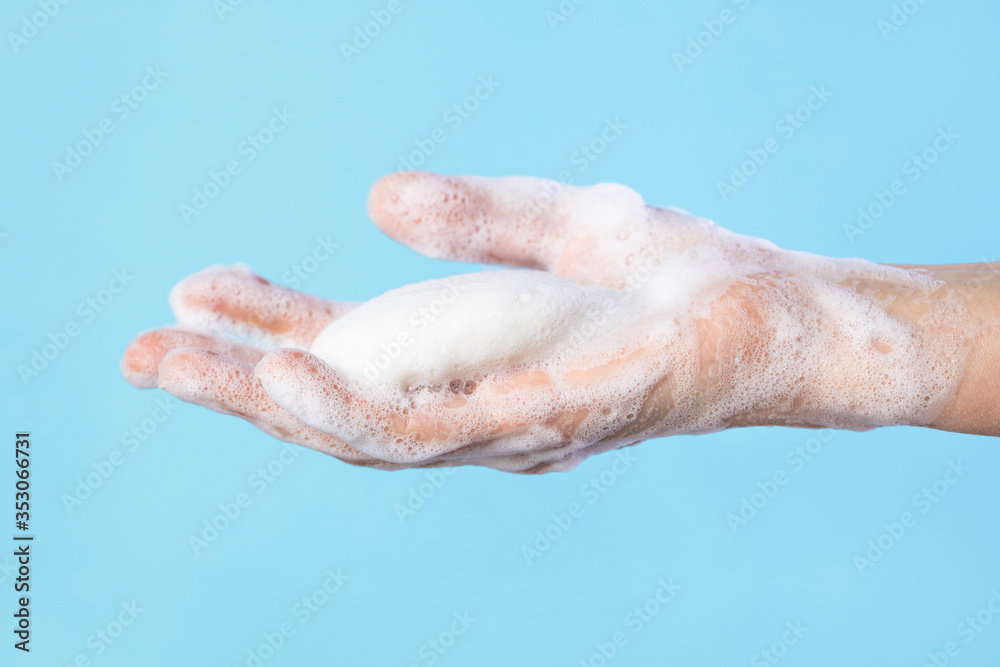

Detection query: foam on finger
xmin=368 ymin=171 xmax=716 ymax=288
xmin=169 ymin=265 xmax=356 ymax=349
xmin=369 ymin=171 xmax=565 ymax=270
xmin=300 ymin=177 xmax=972 ymax=470
xmin=158 ymin=348 xmax=386 ymax=467
xmin=122 ymin=327 xmax=265 ymax=388
xmin=132 ymin=176 xmax=975 ymax=474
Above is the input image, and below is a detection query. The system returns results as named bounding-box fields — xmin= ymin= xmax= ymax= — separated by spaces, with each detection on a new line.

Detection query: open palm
xmin=123 ymin=172 xmax=963 ymax=472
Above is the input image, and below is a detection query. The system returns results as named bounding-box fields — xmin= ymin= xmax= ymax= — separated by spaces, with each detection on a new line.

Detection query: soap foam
xmin=169 ymin=265 xmax=350 ymax=350
xmin=261 ymin=178 xmax=971 ymax=472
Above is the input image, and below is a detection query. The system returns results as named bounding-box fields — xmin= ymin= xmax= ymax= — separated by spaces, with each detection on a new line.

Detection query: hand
xmin=122 ymin=172 xmax=998 ymax=474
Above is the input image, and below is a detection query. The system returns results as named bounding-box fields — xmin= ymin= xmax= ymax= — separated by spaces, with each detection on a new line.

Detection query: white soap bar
xmin=310 ymin=270 xmax=620 ymax=388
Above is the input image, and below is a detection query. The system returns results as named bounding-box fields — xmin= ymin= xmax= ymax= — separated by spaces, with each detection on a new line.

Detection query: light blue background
xmin=2 ymin=0 xmax=999 ymax=665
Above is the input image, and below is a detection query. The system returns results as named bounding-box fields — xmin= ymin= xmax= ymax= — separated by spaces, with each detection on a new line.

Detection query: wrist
xmin=727 ymin=263 xmax=977 ymax=432
xmin=920 ymin=265 xmax=1000 ymax=436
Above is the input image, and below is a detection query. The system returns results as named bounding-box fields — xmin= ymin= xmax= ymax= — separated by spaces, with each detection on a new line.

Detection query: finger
xmin=169 ymin=265 xmax=357 ymax=349
xmin=254 ymin=348 xmax=578 ymax=465
xmin=368 ymin=171 xmax=560 ymax=269
xmin=122 ymin=327 xmax=265 ymax=389
xmin=368 ymin=171 xmax=689 ymax=288
xmin=369 ymin=170 xmax=603 ymax=272
xmin=141 ymin=340 xmax=633 ymax=473
xmin=157 ymin=347 xmax=390 ymax=468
